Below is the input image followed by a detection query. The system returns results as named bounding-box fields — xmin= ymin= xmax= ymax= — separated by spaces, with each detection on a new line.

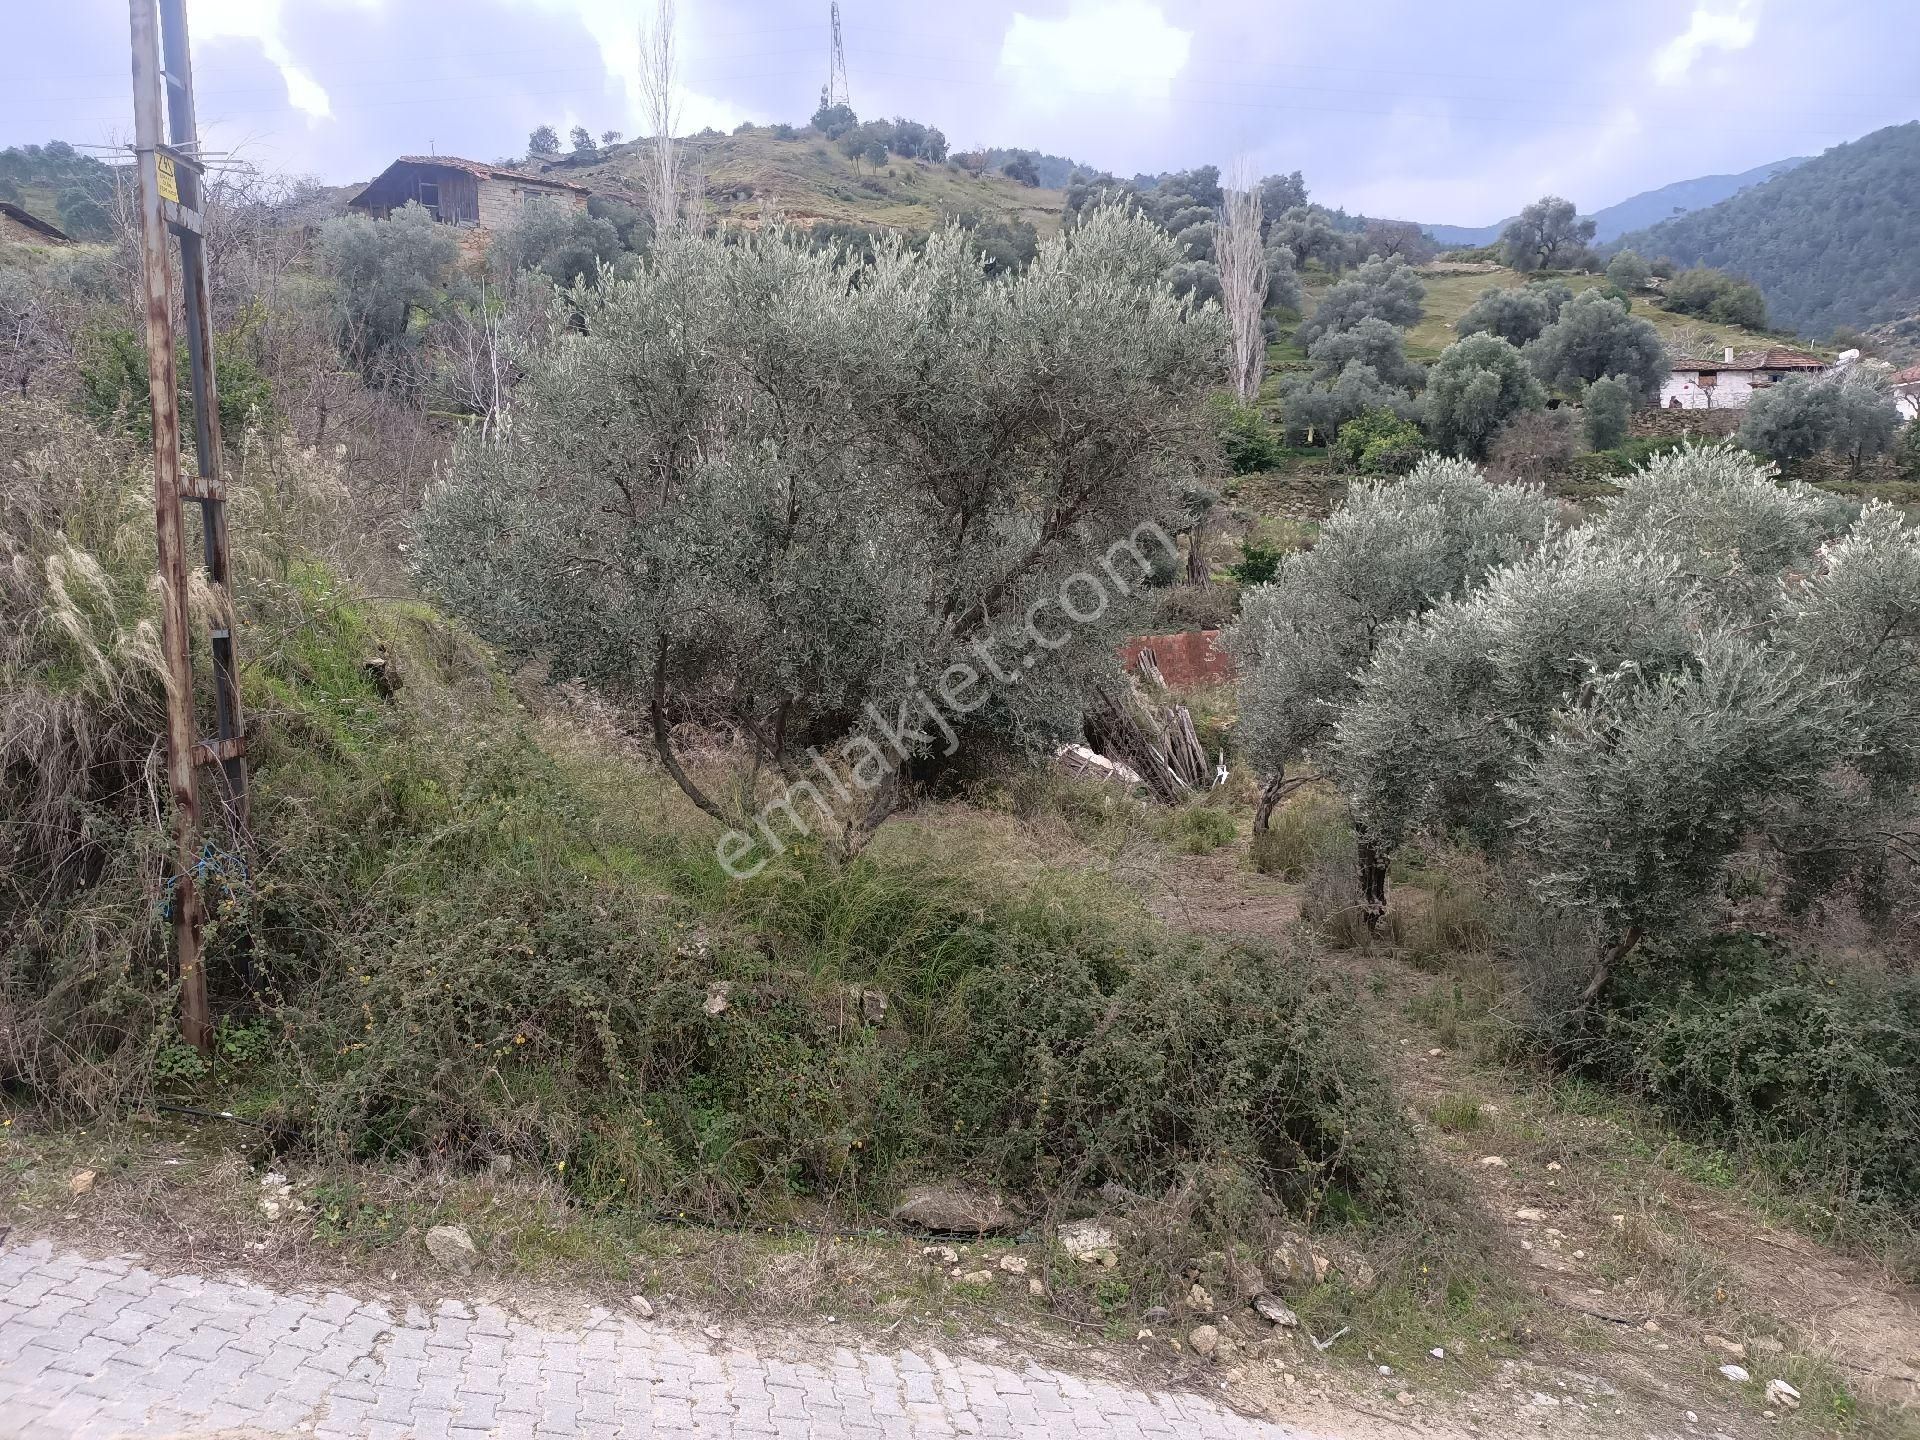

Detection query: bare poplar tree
xmin=638 ymin=0 xmax=695 ymax=236
xmin=1214 ymin=164 xmax=1267 ymax=403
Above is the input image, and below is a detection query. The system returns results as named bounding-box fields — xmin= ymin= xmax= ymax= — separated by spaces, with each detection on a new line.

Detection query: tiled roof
xmin=1675 ymin=348 xmax=1827 ymax=374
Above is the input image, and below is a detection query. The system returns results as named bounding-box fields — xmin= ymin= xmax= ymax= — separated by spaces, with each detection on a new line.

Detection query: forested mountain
xmin=1615 ymin=122 xmax=1920 ymax=337
xmin=1421 ymin=155 xmax=1805 ymax=248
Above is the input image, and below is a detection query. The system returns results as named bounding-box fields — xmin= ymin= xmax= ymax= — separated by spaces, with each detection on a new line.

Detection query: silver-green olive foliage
xmin=1230 ymin=457 xmax=1559 ymax=776
xmin=1524 ymin=289 xmax=1667 ymax=401
xmin=418 ymin=208 xmax=1226 ymax=829
xmin=1324 ymin=446 xmax=1913 ymax=988
xmin=1423 ymin=332 xmax=1546 ymax=460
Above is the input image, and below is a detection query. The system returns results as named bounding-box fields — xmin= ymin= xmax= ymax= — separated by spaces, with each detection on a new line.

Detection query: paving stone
xmin=0 ymin=1241 xmax=1328 ymax=1439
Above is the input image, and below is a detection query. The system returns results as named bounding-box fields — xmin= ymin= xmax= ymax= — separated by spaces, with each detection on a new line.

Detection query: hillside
xmin=1421 ymin=155 xmax=1805 ymax=249
xmin=542 ymin=127 xmax=1067 ymax=234
xmin=1615 ymin=121 xmax=1920 ymax=337
xmin=1295 ymin=259 xmax=1795 ymax=367
xmin=0 ymin=140 xmax=119 ymax=241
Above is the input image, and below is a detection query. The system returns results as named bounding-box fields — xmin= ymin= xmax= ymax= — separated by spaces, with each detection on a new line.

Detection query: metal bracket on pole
xmin=129 ymin=0 xmax=250 ymax=1055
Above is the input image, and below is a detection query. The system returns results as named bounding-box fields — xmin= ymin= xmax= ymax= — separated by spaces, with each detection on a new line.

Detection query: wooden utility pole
xmin=129 ymin=0 xmax=249 ymax=1055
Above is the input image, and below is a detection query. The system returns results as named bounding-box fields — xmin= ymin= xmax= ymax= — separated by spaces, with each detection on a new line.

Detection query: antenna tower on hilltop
xmin=824 ymin=2 xmax=851 ymax=111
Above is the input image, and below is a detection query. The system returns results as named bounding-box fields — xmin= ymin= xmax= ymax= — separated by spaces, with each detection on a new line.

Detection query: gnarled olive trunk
xmin=1253 ymin=769 xmax=1286 ymax=833
xmin=1357 ymin=835 xmax=1390 ymax=936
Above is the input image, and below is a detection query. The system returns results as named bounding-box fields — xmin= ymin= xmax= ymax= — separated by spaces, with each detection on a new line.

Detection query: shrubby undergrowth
xmin=2 ymin=393 xmax=1413 ymax=1241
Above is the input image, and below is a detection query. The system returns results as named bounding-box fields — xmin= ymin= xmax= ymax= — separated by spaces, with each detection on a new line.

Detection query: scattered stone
xmin=1515 ymin=1207 xmax=1546 ymax=1222
xmin=921 ymin=1245 xmax=959 ymax=1265
xmin=997 ymin=1254 xmax=1029 ymax=1276
xmin=1427 ymin=1047 xmax=1443 ymax=1057
xmin=1057 ymin=1219 xmax=1119 ymax=1266
xmin=704 ymin=1326 xmax=723 ymax=1341
xmin=1137 ymin=1328 xmax=1154 ymax=1342
xmin=629 ymin=1296 xmax=654 ymax=1319
xmin=1705 ymin=1335 xmax=1747 ymax=1361
xmin=958 ymin=1269 xmax=995 ymax=1285
xmin=1765 ymin=1379 xmax=1800 ymax=1410
xmin=1686 ymin=1411 xmax=1697 ymax=1423
xmin=859 ymin=988 xmax=888 ymax=1025
xmin=702 ymin=981 xmax=731 ymax=1016
xmin=1188 ymin=1324 xmax=1220 ymax=1358
xmin=1252 ymin=1294 xmax=1299 ymax=1327
xmin=1378 ymin=1365 xmax=1394 ymax=1377
xmin=1187 ymin=1283 xmax=1215 ymax=1314
xmin=1546 ymin=1162 xmax=1563 ymax=1172
xmin=425 ymin=1224 xmax=477 ymax=1276
xmin=1479 ymin=1155 xmax=1507 ymax=1168
xmin=1430 ymin=1347 xmax=1446 ymax=1360
xmin=1143 ymin=1306 xmax=1171 ymax=1323
xmin=891 ymin=1184 xmax=1020 ymax=1235
xmin=1718 ymin=1364 xmax=1750 ymax=1384
xmin=1532 ymin=1392 xmax=1561 ymax=1407
xmin=488 ymin=1153 xmax=513 ymax=1176
xmin=1749 ymin=1336 xmax=1784 ymax=1356
xmin=69 ymin=1170 xmax=96 ymax=1196
xmin=1028 ymin=1277 xmax=1047 ymax=1299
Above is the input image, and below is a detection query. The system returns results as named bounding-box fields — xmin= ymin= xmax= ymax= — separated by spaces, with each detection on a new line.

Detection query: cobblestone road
xmin=0 ymin=1240 xmax=1335 ymax=1439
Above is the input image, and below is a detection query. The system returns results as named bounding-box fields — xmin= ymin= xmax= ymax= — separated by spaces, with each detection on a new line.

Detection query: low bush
xmin=1250 ymin=786 xmax=1350 ymax=881
xmin=1575 ymin=933 xmax=1920 ymax=1221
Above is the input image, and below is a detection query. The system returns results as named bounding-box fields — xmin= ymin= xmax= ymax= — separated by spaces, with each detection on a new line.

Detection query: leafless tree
xmin=1214 ymin=163 xmax=1267 ymax=403
xmin=638 ymin=0 xmax=699 ymax=236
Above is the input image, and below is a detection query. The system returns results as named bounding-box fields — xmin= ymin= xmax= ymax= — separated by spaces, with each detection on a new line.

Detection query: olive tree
xmin=1581 ymin=374 xmax=1634 ymax=450
xmin=1331 ymin=446 xmax=1868 ymax=1002
xmin=1297 ymin=256 xmax=1423 ymax=347
xmin=317 ymin=202 xmax=461 ymax=368
xmin=1423 ymin=332 xmax=1545 ymax=459
xmin=1304 ymin=315 xmax=1424 ymax=392
xmin=1455 ymin=282 xmax=1570 ymax=347
xmin=1604 ymin=250 xmax=1651 ymax=292
xmin=418 ymin=209 xmax=1225 ymax=860
xmin=1500 ymin=195 xmax=1595 ymax=272
xmin=1738 ymin=372 xmax=1903 ymax=475
xmin=1275 ymin=361 xmax=1417 ymax=446
xmin=1525 ymin=290 xmax=1666 ymax=401
xmin=1232 ymin=458 xmax=1557 ymax=920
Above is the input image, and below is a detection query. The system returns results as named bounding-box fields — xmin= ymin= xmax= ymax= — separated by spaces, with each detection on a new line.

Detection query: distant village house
xmin=1660 ymin=346 xmax=1827 ymax=410
xmin=348 ymin=156 xmax=588 ymax=232
xmin=1892 ymin=364 xmax=1920 ymax=422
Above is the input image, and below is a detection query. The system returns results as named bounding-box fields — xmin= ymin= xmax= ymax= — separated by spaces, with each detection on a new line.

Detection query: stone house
xmin=1660 ymin=346 xmax=1827 ymax=410
xmin=347 ymin=156 xmax=589 ymax=231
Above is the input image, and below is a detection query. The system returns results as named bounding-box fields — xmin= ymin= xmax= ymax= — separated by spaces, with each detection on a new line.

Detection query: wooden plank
xmin=162 ymin=198 xmax=202 ymax=234
xmin=192 ymin=736 xmax=245 ymax=766
xmin=180 ymin=473 xmax=224 ymax=502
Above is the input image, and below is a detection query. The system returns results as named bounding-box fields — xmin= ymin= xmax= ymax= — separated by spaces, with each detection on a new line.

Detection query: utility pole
xmin=128 ymin=0 xmax=250 ymax=1056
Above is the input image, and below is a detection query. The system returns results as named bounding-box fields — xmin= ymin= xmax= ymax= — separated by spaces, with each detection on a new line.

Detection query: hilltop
xmin=1421 ymin=155 xmax=1806 ymax=249
xmin=540 ymin=126 xmax=1067 ymax=235
xmin=1615 ymin=120 xmax=1920 ymax=337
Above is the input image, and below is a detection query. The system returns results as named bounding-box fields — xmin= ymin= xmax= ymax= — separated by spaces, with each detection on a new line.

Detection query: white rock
xmin=1478 ymin=1155 xmax=1507 ymax=1168
xmin=997 ymin=1254 xmax=1029 ymax=1276
xmin=629 ymin=1296 xmax=654 ymax=1319
xmin=1252 ymin=1294 xmax=1299 ymax=1327
xmin=1378 ymin=1365 xmax=1393 ymax=1377
xmin=1430 ymin=1347 xmax=1445 ymax=1359
xmin=921 ymin=1244 xmax=959 ymax=1265
xmin=1057 ymin=1219 xmax=1120 ymax=1265
xmin=424 ymin=1224 xmax=477 ymax=1275
xmin=1764 ymin=1379 xmax=1800 ymax=1410
xmin=1718 ymin=1364 xmax=1750 ymax=1384
xmin=1515 ymin=1207 xmax=1546 ymax=1222
xmin=702 ymin=980 xmax=731 ymax=1016
xmin=1531 ymin=1392 xmax=1561 ymax=1407
xmin=1546 ymin=1162 xmax=1563 ymax=1172
xmin=1189 ymin=1325 xmax=1220 ymax=1358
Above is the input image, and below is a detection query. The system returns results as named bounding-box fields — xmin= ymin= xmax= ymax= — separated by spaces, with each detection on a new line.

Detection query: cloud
xmin=191 ymin=0 xmax=381 ymax=121
xmin=998 ymin=1 xmax=1192 ymax=100
xmin=1651 ymin=1 xmax=1763 ymax=84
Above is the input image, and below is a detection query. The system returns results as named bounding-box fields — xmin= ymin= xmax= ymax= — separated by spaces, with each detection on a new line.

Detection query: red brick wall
xmin=1119 ymin=630 xmax=1234 ymax=687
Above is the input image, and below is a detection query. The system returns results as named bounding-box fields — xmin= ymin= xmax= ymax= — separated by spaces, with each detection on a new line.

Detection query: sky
xmin=8 ymin=0 xmax=1917 ymax=224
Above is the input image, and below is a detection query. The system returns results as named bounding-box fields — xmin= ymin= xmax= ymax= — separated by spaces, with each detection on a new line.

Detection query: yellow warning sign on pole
xmin=155 ymin=153 xmax=179 ymax=204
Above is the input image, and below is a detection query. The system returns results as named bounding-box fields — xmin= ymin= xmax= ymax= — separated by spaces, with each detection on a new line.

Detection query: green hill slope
xmin=549 ymin=128 xmax=1066 ymax=235
xmin=1614 ymin=121 xmax=1920 ymax=338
